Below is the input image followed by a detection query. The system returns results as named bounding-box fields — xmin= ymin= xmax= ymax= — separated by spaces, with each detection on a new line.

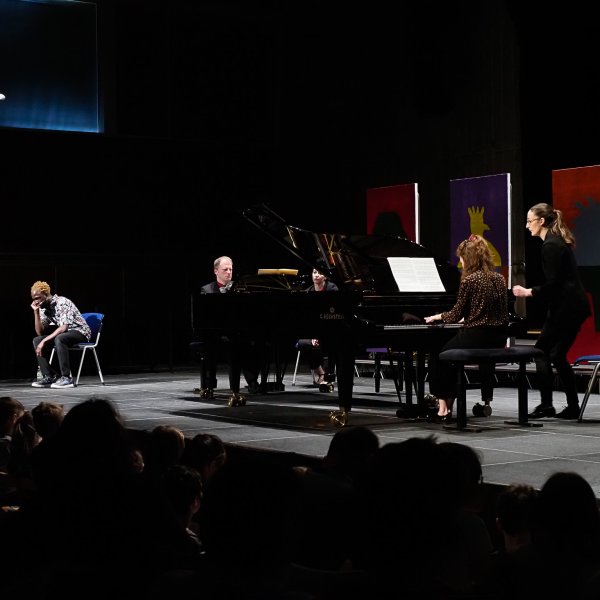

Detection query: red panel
xmin=552 ymin=166 xmax=600 ymax=362
xmin=366 ymin=184 xmax=417 ymax=242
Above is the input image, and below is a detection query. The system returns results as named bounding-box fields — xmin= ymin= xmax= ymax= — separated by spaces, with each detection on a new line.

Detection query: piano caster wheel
xmin=194 ymin=387 xmax=214 ymax=399
xmin=319 ymin=382 xmax=335 ymax=393
xmin=228 ymin=393 xmax=247 ymax=407
xmin=329 ymin=410 xmax=349 ymax=427
xmin=472 ymin=403 xmax=492 ymax=417
xmin=425 ymin=394 xmax=439 ymax=409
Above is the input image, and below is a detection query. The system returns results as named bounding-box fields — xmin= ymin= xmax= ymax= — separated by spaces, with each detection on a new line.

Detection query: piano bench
xmin=438 ymin=346 xmax=545 ymax=431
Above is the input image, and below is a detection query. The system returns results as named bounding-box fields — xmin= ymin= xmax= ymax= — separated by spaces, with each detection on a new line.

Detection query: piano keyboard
xmin=382 ymin=323 xmax=463 ymax=331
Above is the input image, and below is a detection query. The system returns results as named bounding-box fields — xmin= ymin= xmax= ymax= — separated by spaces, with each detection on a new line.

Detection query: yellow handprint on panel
xmin=467 ymin=206 xmax=501 ymax=267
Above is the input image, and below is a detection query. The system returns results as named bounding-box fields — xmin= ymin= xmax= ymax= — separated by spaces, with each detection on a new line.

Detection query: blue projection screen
xmin=0 ymin=0 xmax=99 ymax=132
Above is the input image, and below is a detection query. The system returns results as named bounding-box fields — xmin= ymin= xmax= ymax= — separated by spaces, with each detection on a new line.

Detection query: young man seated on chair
xmin=30 ymin=280 xmax=91 ymax=389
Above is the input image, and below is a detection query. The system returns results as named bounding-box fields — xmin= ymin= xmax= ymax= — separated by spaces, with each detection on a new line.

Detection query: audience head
xmin=60 ymin=395 xmax=124 ymax=439
xmin=31 ymin=401 xmax=65 ymax=439
xmin=533 ymin=471 xmax=600 ymax=563
xmin=181 ymin=433 xmax=227 ymax=483
xmin=495 ymin=483 xmax=538 ymax=538
xmin=438 ymin=441 xmax=484 ymax=512
xmin=160 ymin=464 xmax=204 ymax=523
xmin=11 ymin=409 xmax=39 ymax=455
xmin=149 ymin=425 xmax=186 ymax=468
xmin=324 ymin=425 xmax=379 ymax=479
xmin=55 ymin=396 xmax=139 ymax=478
xmin=0 ymin=396 xmax=25 ymax=435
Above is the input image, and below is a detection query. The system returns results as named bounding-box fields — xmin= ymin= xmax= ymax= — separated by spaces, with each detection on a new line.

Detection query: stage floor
xmin=4 ymin=364 xmax=600 ymax=496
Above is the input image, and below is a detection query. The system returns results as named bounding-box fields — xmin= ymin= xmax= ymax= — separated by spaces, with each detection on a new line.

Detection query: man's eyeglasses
xmin=526 ymin=218 xmax=540 ymax=224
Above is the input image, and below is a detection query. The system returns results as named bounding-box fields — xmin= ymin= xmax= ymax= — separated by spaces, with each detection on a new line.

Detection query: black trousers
xmin=198 ymin=334 xmax=261 ymax=393
xmin=297 ymin=339 xmax=326 ymax=371
xmin=535 ymin=315 xmax=587 ymax=407
xmin=33 ymin=331 xmax=87 ymax=378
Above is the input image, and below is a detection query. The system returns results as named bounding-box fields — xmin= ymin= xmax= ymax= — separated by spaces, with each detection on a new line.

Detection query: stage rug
xmin=172 ymin=395 xmax=399 ymax=431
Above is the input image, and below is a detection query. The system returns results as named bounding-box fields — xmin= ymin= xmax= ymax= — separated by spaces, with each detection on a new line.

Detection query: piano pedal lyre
xmin=329 ymin=409 xmax=349 ymax=427
xmin=228 ymin=392 xmax=247 ymax=407
xmin=194 ymin=387 xmax=215 ymax=399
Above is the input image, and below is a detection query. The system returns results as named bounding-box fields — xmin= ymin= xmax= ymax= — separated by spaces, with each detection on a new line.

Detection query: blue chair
xmin=49 ymin=312 xmax=105 ymax=386
xmin=573 ymin=355 xmax=600 ymax=422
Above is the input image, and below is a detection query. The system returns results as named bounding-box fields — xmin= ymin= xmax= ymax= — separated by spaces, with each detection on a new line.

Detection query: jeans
xmin=33 ymin=330 xmax=87 ymax=378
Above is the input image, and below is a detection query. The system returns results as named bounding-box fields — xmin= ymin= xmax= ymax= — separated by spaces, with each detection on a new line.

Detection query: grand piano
xmin=193 ymin=204 xmax=469 ymax=424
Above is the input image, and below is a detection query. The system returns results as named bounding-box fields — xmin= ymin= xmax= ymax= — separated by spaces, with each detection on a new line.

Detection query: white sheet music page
xmin=387 ymin=257 xmax=446 ymax=292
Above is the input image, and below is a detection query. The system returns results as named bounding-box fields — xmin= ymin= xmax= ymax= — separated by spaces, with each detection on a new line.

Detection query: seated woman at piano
xmin=297 ymin=268 xmax=338 ymax=387
xmin=424 ymin=234 xmax=509 ymax=423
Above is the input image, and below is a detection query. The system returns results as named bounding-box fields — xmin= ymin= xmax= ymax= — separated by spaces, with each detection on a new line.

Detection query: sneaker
xmin=555 ymin=405 xmax=581 ymax=420
xmin=528 ymin=404 xmax=556 ymax=419
xmin=50 ymin=376 xmax=74 ymax=389
xmin=32 ymin=375 xmax=57 ymax=388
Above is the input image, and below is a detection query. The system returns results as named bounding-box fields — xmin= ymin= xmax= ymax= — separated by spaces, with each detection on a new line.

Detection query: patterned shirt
xmin=441 ymin=270 xmax=508 ymax=328
xmin=40 ymin=295 xmax=91 ymax=340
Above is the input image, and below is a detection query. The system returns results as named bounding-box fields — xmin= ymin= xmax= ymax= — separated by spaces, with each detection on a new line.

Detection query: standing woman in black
xmin=513 ymin=203 xmax=591 ymax=419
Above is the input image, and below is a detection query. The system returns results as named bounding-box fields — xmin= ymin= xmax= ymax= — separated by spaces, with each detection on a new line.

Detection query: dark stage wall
xmin=1 ymin=0 xmax=600 ymax=378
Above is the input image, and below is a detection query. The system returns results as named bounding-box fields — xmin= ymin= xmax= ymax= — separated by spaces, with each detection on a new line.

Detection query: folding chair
xmin=574 ymin=355 xmax=600 ymax=422
xmin=50 ymin=312 xmax=105 ymax=386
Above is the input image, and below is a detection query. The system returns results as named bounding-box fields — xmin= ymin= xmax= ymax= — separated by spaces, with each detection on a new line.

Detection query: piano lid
xmin=241 ymin=203 xmax=460 ymax=294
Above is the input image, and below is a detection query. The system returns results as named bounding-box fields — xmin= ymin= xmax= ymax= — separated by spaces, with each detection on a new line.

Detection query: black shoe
xmin=555 ymin=405 xmax=580 ymax=420
xmin=427 ymin=412 xmax=452 ymax=424
xmin=528 ymin=404 xmax=556 ymax=419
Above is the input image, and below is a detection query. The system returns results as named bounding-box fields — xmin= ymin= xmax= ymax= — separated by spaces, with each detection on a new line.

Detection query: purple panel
xmin=449 ymin=174 xmax=510 ymax=273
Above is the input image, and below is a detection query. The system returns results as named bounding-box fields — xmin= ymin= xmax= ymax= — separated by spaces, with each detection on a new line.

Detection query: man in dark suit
xmin=198 ymin=256 xmax=261 ymax=406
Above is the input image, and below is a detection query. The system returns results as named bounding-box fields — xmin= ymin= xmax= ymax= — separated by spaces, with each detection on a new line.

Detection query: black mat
xmin=173 ymin=396 xmax=398 ymax=431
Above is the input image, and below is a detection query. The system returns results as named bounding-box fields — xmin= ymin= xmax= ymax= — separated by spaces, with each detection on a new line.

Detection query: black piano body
xmin=192 ymin=204 xmax=470 ymax=418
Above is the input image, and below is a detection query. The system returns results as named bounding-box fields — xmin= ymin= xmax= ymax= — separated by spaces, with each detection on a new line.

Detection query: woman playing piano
xmin=424 ymin=235 xmax=509 ymax=422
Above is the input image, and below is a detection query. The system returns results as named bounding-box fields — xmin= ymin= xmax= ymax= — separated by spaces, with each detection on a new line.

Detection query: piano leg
xmin=329 ymin=342 xmax=355 ymax=426
xmin=395 ymin=351 xmax=430 ymax=419
xmin=190 ymin=339 xmax=217 ymax=398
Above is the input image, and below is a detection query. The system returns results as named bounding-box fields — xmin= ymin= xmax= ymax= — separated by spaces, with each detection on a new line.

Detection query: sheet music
xmin=387 ymin=257 xmax=446 ymax=292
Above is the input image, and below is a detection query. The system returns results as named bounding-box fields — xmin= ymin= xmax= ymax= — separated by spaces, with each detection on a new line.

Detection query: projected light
xmin=0 ymin=0 xmax=100 ymax=133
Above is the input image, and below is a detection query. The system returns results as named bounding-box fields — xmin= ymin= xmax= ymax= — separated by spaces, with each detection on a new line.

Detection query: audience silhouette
xmin=3 ymin=393 xmax=600 ymax=600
